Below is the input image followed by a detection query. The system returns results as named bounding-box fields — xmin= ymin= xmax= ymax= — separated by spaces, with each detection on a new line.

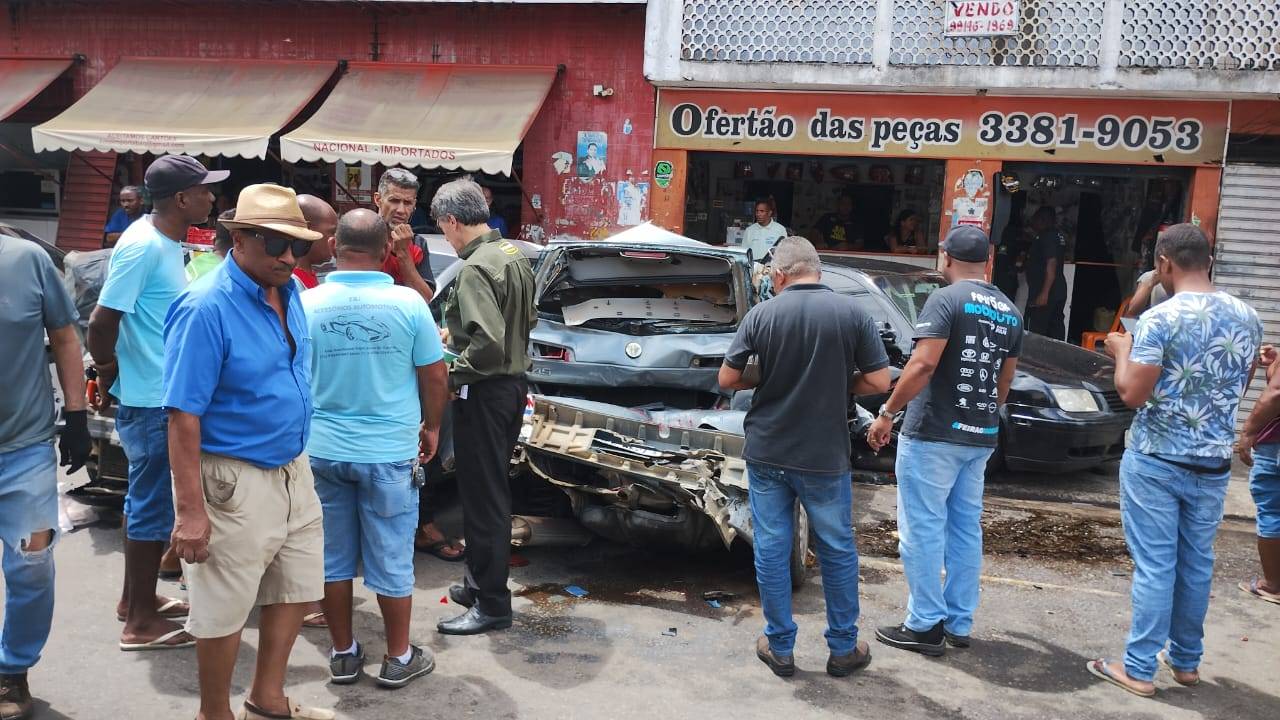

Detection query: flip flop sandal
xmin=158 ymin=568 xmax=183 ymax=581
xmin=301 ymin=612 xmax=328 ymax=629
xmin=116 ymin=597 xmax=190 ymax=623
xmin=1238 ymin=578 xmax=1280 ymax=605
xmin=1086 ymin=659 xmax=1156 ymax=698
xmin=1157 ymin=650 xmax=1200 ymax=686
xmin=119 ymin=628 xmax=196 ymax=652
xmin=416 ymin=539 xmax=466 ymax=562
xmin=239 ymin=699 xmax=336 ymax=720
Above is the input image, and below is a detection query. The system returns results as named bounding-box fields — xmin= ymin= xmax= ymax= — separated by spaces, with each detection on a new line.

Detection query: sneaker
xmin=328 ymin=644 xmax=366 ymax=685
xmin=827 ymin=641 xmax=872 ymax=677
xmin=0 ymin=674 xmax=32 ymax=720
xmin=377 ymin=645 xmax=435 ymax=689
xmin=943 ymin=630 xmax=971 ymax=648
xmin=755 ymin=636 xmax=795 ymax=678
xmin=876 ymin=622 xmax=945 ymax=657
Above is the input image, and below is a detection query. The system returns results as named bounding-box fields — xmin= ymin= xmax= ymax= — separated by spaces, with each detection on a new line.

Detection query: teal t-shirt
xmin=302 ymin=270 xmax=444 ymax=464
xmin=97 ymin=216 xmax=185 ymax=408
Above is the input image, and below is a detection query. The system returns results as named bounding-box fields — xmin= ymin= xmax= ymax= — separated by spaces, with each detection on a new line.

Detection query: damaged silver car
xmin=519 ymin=235 xmax=813 ymax=585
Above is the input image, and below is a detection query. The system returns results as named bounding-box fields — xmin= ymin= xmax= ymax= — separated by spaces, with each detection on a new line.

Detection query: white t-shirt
xmin=742 ymin=221 xmax=787 ymax=260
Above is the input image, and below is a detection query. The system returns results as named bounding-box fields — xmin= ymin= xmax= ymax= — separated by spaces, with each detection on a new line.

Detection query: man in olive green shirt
xmin=432 ymin=178 xmax=536 ymax=636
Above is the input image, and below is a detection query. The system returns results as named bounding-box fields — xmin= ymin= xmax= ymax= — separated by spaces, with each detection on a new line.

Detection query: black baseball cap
xmin=144 ymin=155 xmax=230 ymax=199
xmin=941 ymin=225 xmax=991 ymax=263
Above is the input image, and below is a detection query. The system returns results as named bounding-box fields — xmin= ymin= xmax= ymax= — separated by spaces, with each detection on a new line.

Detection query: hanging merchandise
xmin=734 ymin=160 xmax=754 ymax=179
xmin=785 ymin=162 xmax=804 ymax=181
xmin=765 ymin=161 xmax=781 ymax=178
xmin=869 ymin=165 xmax=893 ymax=184
xmin=1000 ymin=172 xmax=1021 ymax=193
xmin=809 ymin=160 xmax=825 ymax=183
xmin=1033 ymin=174 xmax=1062 ymax=191
xmin=905 ymin=165 xmax=925 ymax=185
xmin=830 ymin=164 xmax=859 ymax=183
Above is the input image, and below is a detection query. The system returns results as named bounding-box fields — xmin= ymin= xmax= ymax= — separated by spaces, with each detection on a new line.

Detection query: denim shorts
xmin=1249 ymin=444 xmax=1280 ymax=538
xmin=311 ymin=457 xmax=418 ymax=598
xmin=0 ymin=440 xmax=59 ymax=551
xmin=115 ymin=405 xmax=175 ymax=542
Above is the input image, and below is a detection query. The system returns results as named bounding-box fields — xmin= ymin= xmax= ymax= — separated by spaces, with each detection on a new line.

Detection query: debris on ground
xmin=702 ymin=590 xmax=738 ymax=602
xmin=857 ymin=509 xmax=1129 ymax=563
xmin=663 ymin=627 xmax=679 ymax=636
xmin=706 ymin=599 xmax=722 ymax=609
xmin=564 ymin=584 xmax=589 ymax=598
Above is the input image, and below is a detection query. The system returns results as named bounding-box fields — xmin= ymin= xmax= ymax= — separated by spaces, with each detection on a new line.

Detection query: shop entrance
xmin=684 ymin=151 xmax=946 ymax=255
xmin=991 ymin=162 xmax=1192 ymax=344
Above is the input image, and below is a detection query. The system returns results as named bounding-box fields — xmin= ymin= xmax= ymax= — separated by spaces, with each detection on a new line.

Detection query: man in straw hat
xmin=163 ymin=184 xmax=332 ymax=720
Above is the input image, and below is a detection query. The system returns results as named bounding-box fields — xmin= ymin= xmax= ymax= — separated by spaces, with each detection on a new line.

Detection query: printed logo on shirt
xmin=965 ymin=335 xmax=976 ymax=344
xmin=960 ymin=367 xmax=975 ymax=378
xmin=957 ymin=398 xmax=969 ymax=409
xmin=320 ymin=313 xmax=391 ymax=344
xmin=500 ymin=241 xmax=521 ymax=256
xmin=980 ymin=352 xmax=991 ymax=363
xmin=961 ymin=349 xmax=977 ymax=361
xmin=952 ymin=421 xmax=998 ymax=435
xmin=957 ymin=383 xmax=973 ymax=393
xmin=963 ymin=291 xmax=1020 ymax=327
xmin=916 ymin=321 xmax=933 ymax=330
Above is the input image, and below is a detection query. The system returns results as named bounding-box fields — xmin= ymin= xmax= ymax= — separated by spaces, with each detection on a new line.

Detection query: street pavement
xmin=5 ymin=466 xmax=1277 ymax=720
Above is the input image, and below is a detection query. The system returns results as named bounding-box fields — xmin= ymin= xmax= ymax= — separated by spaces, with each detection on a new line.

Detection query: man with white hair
xmin=719 ymin=236 xmax=891 ymax=678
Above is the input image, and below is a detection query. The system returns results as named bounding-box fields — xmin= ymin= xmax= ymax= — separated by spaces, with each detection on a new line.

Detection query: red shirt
xmin=381 ymin=243 xmax=425 ymax=284
xmin=292 ymin=267 xmax=318 ymax=289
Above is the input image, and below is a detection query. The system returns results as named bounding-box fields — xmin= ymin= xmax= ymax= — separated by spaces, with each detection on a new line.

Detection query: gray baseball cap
xmin=941 ymin=225 xmax=991 ymax=263
xmin=144 ymin=155 xmax=230 ymax=199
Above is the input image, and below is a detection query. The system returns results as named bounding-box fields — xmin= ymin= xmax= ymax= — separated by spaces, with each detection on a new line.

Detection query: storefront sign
xmin=654 ymin=160 xmax=674 ymax=188
xmin=945 ymin=1 xmax=1019 ymax=37
xmin=655 ymin=90 xmax=1228 ymax=166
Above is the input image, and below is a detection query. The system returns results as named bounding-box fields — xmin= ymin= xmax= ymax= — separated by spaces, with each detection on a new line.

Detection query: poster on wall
xmin=335 ymin=160 xmax=373 ymax=205
xmin=616 ymin=180 xmax=649 ymax=226
xmin=655 ymin=90 xmax=1229 ymax=166
xmin=576 ymin=131 xmax=608 ymax=178
xmin=945 ymin=1 xmax=1019 ymax=37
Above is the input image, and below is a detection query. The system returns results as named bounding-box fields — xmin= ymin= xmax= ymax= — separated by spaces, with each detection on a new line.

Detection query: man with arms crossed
xmin=720 ymin=236 xmax=890 ymax=678
xmin=868 ymin=226 xmax=1023 ymax=656
xmin=304 ymin=209 xmax=448 ymax=689
xmin=164 ymin=184 xmax=331 ymax=720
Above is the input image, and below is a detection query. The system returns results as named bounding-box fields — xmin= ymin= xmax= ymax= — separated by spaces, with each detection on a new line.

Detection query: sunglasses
xmin=245 ymin=230 xmax=313 ymax=259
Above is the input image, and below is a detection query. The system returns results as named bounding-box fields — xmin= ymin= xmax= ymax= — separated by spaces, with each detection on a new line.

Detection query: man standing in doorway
xmin=0 ymin=230 xmax=91 ymax=720
xmin=481 ymin=185 xmax=509 ymax=239
xmin=373 ymin=168 xmax=436 ymax=303
xmin=720 ymin=236 xmax=890 ymax=678
xmin=164 ymin=184 xmax=331 ymax=720
xmin=1025 ymin=206 xmax=1068 ymax=340
xmin=867 ymin=226 xmax=1023 ymax=657
xmin=1089 ymin=224 xmax=1260 ymax=698
xmin=304 ymin=209 xmax=448 ymax=689
xmin=741 ymin=198 xmax=787 ymax=261
xmin=292 ymin=195 xmax=337 ymax=290
xmin=433 ymin=178 xmax=537 ymax=636
xmin=815 ymin=194 xmax=861 ymax=250
xmin=89 ymin=155 xmax=227 ymax=652
xmin=104 ymin=185 xmax=145 ymax=248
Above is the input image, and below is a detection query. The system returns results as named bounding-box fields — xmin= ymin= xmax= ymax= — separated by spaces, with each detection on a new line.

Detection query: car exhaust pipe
xmin=510 ymin=515 xmax=594 ymax=548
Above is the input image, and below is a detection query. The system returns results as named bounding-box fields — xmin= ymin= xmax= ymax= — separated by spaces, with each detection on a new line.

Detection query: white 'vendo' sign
xmin=944 ymin=1 xmax=1020 ymax=37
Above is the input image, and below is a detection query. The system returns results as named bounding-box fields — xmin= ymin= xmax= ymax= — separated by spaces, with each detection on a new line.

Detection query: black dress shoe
xmin=449 ymin=584 xmax=476 ymax=608
xmin=876 ymin=621 xmax=945 ymax=657
xmin=437 ymin=606 xmax=512 ymax=635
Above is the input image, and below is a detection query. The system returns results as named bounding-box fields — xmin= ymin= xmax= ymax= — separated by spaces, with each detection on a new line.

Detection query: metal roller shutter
xmin=1215 ymin=163 xmax=1280 ymax=425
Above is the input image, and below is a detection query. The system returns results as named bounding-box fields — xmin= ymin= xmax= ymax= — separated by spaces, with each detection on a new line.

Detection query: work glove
xmin=59 ymin=409 xmax=92 ymax=474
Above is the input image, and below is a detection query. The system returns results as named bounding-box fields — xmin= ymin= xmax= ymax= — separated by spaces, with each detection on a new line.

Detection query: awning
xmin=32 ymin=58 xmax=336 ymax=159
xmin=0 ymin=57 xmax=73 ymax=121
xmin=280 ymin=63 xmax=557 ymax=175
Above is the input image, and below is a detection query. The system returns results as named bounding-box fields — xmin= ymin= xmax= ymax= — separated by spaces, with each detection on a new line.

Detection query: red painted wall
xmin=1 ymin=0 xmax=655 ymax=241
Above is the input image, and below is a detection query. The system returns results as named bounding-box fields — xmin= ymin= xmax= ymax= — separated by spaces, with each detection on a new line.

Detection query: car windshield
xmin=873 ymin=272 xmax=945 ymax=327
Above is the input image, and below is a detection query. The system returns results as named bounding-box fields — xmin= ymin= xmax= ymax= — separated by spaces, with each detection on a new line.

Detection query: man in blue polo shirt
xmin=103 ymin=185 xmax=145 ymax=248
xmin=164 ymin=184 xmax=333 ymax=720
xmin=88 ymin=155 xmax=227 ymax=652
xmin=303 ymin=209 xmax=448 ymax=690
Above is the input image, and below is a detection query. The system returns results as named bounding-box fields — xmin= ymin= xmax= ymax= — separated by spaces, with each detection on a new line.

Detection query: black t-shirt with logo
xmin=1026 ymin=228 xmax=1067 ymax=301
xmin=901 ymin=280 xmax=1024 ymax=447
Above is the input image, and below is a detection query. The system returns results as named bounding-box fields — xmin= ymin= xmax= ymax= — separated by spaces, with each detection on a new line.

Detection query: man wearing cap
xmin=867 ymin=226 xmax=1023 ymax=657
xmin=164 ymin=184 xmax=331 ymax=720
xmin=88 ymin=155 xmax=228 ymax=652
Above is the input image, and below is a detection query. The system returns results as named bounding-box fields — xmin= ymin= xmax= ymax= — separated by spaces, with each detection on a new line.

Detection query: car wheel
xmin=790 ymin=500 xmax=810 ymax=591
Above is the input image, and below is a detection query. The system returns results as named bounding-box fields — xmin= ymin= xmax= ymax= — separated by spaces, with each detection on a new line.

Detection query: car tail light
xmin=533 ymin=343 xmax=572 ymax=361
xmin=620 ymin=251 xmax=670 ymax=260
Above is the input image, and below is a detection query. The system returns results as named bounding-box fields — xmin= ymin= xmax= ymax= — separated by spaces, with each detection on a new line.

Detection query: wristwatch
xmin=878 ymin=403 xmax=904 ymax=423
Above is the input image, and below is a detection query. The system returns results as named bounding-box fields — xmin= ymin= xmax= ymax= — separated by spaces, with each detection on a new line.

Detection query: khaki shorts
xmin=183 ymin=452 xmax=324 ymax=639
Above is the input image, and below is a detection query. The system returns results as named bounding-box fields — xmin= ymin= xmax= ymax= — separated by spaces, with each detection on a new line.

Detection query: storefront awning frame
xmin=31 ymin=57 xmax=338 ymax=159
xmin=279 ymin=62 xmax=560 ymax=175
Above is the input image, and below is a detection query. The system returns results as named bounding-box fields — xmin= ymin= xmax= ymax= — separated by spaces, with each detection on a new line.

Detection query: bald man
xmin=294 ymin=195 xmax=338 ymax=289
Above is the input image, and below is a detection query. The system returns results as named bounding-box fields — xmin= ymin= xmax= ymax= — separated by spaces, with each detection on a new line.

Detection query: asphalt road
xmin=5 ymin=466 xmax=1277 ymax=720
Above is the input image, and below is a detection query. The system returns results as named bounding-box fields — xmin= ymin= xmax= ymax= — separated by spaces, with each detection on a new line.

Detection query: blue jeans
xmin=747 ymin=461 xmax=860 ymax=656
xmin=115 ymin=405 xmax=174 ymax=542
xmin=895 ymin=435 xmax=993 ymax=636
xmin=0 ymin=441 xmax=58 ymax=674
xmin=1249 ymin=443 xmax=1280 ymax=539
xmin=311 ymin=458 xmax=418 ymax=598
xmin=1120 ymin=449 xmax=1229 ymax=680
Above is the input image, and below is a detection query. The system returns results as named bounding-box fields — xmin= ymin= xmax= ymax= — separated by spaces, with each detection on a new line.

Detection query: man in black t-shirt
xmin=815 ymin=194 xmax=863 ymax=250
xmin=720 ymin=236 xmax=890 ymax=678
xmin=866 ymin=226 xmax=1023 ymax=657
xmin=1025 ymin=206 xmax=1067 ymax=340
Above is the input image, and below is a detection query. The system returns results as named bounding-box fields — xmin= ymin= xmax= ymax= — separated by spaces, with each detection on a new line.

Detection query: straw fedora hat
xmin=219 ymin=184 xmax=322 ymax=242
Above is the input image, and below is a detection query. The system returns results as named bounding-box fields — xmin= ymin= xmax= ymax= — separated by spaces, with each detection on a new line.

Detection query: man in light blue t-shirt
xmin=303 ymin=208 xmax=448 ymax=690
xmin=87 ymin=155 xmax=227 ymax=652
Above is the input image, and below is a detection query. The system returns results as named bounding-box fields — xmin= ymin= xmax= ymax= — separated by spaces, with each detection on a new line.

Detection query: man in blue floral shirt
xmin=1089 ymin=224 xmax=1261 ymax=698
